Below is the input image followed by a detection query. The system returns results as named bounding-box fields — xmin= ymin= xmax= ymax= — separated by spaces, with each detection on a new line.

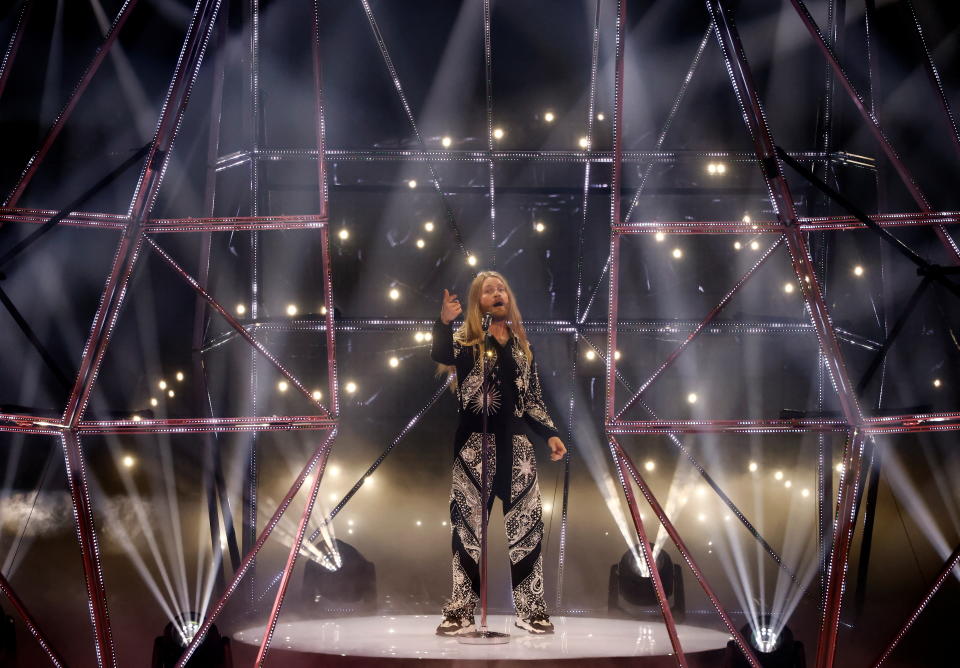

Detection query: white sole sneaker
xmin=514 ymin=617 xmax=554 ymax=634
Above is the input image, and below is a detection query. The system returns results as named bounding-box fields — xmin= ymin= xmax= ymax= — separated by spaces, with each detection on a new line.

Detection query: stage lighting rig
xmin=301 ymin=539 xmax=376 ymax=615
xmin=726 ymin=615 xmax=805 ymax=668
xmin=608 ymin=547 xmax=685 ymax=621
xmin=151 ymin=612 xmax=231 ymax=668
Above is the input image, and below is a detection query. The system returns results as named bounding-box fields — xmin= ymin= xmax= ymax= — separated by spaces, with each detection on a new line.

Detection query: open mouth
xmin=493 ymin=300 xmax=504 ymax=308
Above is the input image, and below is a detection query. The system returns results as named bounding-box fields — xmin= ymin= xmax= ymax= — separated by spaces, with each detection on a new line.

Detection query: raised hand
xmin=440 ymin=288 xmax=462 ymax=325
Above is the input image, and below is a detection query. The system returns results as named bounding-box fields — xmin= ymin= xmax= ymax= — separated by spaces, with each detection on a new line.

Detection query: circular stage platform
xmin=233 ymin=614 xmax=732 ymax=665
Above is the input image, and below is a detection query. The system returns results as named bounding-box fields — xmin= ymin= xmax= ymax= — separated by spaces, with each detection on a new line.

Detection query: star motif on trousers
xmin=516 ymin=457 xmax=534 ymax=477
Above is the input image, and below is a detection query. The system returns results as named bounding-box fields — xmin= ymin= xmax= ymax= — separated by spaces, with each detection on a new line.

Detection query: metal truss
xmin=0 ymin=0 xmax=956 ymax=666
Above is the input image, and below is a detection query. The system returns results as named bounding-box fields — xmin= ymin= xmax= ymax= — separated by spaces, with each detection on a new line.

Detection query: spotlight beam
xmin=786 ymin=0 xmax=960 ymax=263
xmin=175 ymin=430 xmax=336 ymax=668
xmin=4 ymin=0 xmax=141 ymax=208
xmin=611 ymin=437 xmax=761 ymax=668
xmin=0 ymin=570 xmax=66 ymax=667
xmin=615 ymin=236 xmax=784 ymax=420
xmin=872 ymin=540 xmax=960 ymax=667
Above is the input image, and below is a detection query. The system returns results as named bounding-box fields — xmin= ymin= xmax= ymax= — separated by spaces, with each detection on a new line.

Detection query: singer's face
xmin=479 ymin=277 xmax=509 ymax=318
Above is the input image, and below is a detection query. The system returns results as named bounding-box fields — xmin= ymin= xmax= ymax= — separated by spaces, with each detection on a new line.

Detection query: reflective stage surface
xmin=234 ymin=615 xmax=732 ymax=660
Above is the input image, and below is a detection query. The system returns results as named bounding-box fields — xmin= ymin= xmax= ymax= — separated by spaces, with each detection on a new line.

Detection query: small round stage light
xmin=742 ymin=214 xmax=751 ymax=224
xmin=750 ymin=241 xmax=760 ymax=251
xmin=853 ymin=265 xmax=864 ymax=277
xmin=696 ymin=485 xmax=706 ymax=497
xmin=655 ymin=232 xmax=665 ymax=242
xmin=416 ymin=238 xmax=425 ymax=248
xmin=287 ymin=303 xmax=299 ymax=316
xmin=389 ymin=357 xmax=399 ymax=368
xmin=614 ymin=350 xmax=622 ymax=360
xmin=644 ymin=460 xmax=655 ymax=472
xmin=158 ymin=380 xmax=168 ymax=390
xmin=414 ymin=332 xmax=425 ymax=343
xmin=408 ymin=179 xmax=417 ymax=189
xmin=175 ymin=371 xmax=184 ymax=382
xmin=329 ymin=465 xmax=341 ymax=477
xmin=544 ymin=111 xmax=555 ymax=122
xmin=424 ymin=332 xmax=432 ymax=341
xmin=364 ymin=475 xmax=374 ymax=487
xmin=784 ymin=283 xmax=794 ymax=294
xmin=167 ymin=390 xmax=175 ymax=398
xmin=122 ymin=455 xmax=135 ymax=468
xmin=697 ymin=513 xmax=706 ymax=522
xmin=338 ymin=228 xmax=349 ymax=240
xmin=312 ymin=390 xmax=322 ymax=401
xmin=150 ymin=398 xmax=159 ymax=407
xmin=345 ymin=381 xmax=357 ymax=394
xmin=585 ymin=350 xmax=596 ymax=361
xmin=277 ymin=381 xmax=289 ymax=393
xmin=734 ymin=241 xmax=742 ymax=250
xmin=131 ymin=415 xmax=142 ymax=422
xmin=578 ymin=136 xmax=590 ymax=149
xmin=543 ymin=503 xmax=553 ymax=513
xmin=493 ymin=127 xmax=504 ymax=140
xmin=329 ymin=493 xmax=337 ymax=501
xmin=415 ymin=520 xmax=422 ymax=526
xmin=672 ymin=248 xmax=683 ymax=259
xmin=597 ymin=112 xmax=605 ymax=121
xmin=320 ymin=305 xmax=328 ymax=315
xmin=934 ymin=378 xmax=942 ymax=388
xmin=388 ymin=288 xmax=400 ymax=301
xmin=748 ymin=461 xmax=758 ymax=472
xmin=236 ymin=303 xmax=247 ymax=315
xmin=467 ymin=254 xmax=478 ymax=266
xmin=441 ymin=136 xmax=452 ymax=148
xmin=716 ymin=162 xmax=727 ymax=174
xmin=836 ymin=462 xmax=844 ymax=473
xmin=784 ymin=480 xmax=792 ymax=488
xmin=424 ymin=221 xmax=435 ymax=232
xmin=774 ymin=470 xmax=784 ymax=481
xmin=687 ymin=393 xmax=698 ymax=404
xmin=707 ymin=163 xmax=718 ymax=175
xmin=802 ymin=488 xmax=810 ymax=498
xmin=534 ymin=221 xmax=546 ymax=233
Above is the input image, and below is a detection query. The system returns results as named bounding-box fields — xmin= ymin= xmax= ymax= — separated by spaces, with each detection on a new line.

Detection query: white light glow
xmin=933 ymin=378 xmax=942 ymax=388
xmin=338 ymin=228 xmax=349 ymax=240
xmin=585 ymin=350 xmax=596 ymax=361
xmin=687 ymin=393 xmax=698 ymax=404
xmin=277 ymin=381 xmax=289 ymax=393
xmin=578 ymin=136 xmax=590 ymax=149
xmin=416 ymin=238 xmax=425 ymax=249
xmin=750 ymin=240 xmax=760 ymax=251
xmin=389 ymin=357 xmax=399 ymax=368
xmin=415 ymin=520 xmax=422 ymax=526
xmin=467 ymin=254 xmax=477 ymax=266
xmin=131 ymin=415 xmax=142 ymax=422
xmin=414 ymin=332 xmax=425 ymax=343
xmin=312 ymin=390 xmax=322 ymax=401
xmin=801 ymin=488 xmax=810 ymax=498
xmin=493 ymin=127 xmax=504 ymax=140
xmin=345 ymin=381 xmax=357 ymax=394
xmin=853 ymin=265 xmax=864 ymax=277
xmin=672 ymin=248 xmax=683 ymax=259
xmin=150 ymin=398 xmax=158 ymax=407
xmin=748 ymin=461 xmax=758 ymax=473
xmin=408 ymin=179 xmax=417 ymax=189
xmin=784 ymin=480 xmax=792 ymax=488
xmin=329 ymin=465 xmax=341 ymax=477
xmin=425 ymin=332 xmax=432 ymax=341
xmin=655 ymin=232 xmax=665 ymax=242
xmin=175 ymin=371 xmax=184 ymax=382
xmin=122 ymin=455 xmax=135 ymax=469
xmin=614 ymin=350 xmax=621 ymax=360
xmin=784 ymin=283 xmax=794 ymax=294
xmin=742 ymin=214 xmax=751 ymax=224
xmin=597 ymin=112 xmax=605 ymax=121
xmin=388 ymin=288 xmax=400 ymax=301
xmin=774 ymin=470 xmax=784 ymax=481
xmin=424 ymin=221 xmax=435 ymax=232
xmin=158 ymin=380 xmax=167 ymax=390
xmin=544 ymin=111 xmax=555 ymax=123
xmin=734 ymin=241 xmax=742 ymax=250
xmin=644 ymin=460 xmax=655 ymax=472
xmin=236 ymin=303 xmax=247 ymax=315
xmin=707 ymin=163 xmax=717 ymax=175
xmin=716 ymin=162 xmax=727 ymax=174
xmin=543 ymin=503 xmax=553 ymax=513
xmin=441 ymin=136 xmax=452 ymax=148
xmin=286 ymin=304 xmax=298 ymax=316
xmin=167 ymin=390 xmax=175 ymax=398
xmin=534 ymin=222 xmax=546 ymax=233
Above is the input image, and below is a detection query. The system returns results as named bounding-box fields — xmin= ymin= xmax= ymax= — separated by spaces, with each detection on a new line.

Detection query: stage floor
xmin=234 ymin=614 xmax=732 ymax=660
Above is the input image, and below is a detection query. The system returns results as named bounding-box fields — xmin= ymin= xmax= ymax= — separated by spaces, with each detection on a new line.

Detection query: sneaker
xmin=515 ymin=613 xmax=554 ymax=634
xmin=435 ymin=614 xmax=476 ymax=636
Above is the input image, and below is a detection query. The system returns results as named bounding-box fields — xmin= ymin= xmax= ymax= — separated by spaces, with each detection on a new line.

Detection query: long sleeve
xmin=523 ymin=355 xmax=560 ymax=443
xmin=431 ymin=318 xmax=457 ymax=365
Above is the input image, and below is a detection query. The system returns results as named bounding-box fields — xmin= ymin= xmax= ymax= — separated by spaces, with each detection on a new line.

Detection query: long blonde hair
xmin=437 ymin=270 xmax=532 ymax=387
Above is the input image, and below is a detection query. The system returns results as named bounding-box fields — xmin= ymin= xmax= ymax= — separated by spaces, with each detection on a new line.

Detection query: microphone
xmin=481 ymin=312 xmax=493 ymax=332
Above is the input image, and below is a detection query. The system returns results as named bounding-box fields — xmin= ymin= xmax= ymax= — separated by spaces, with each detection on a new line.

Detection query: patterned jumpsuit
xmin=431 ymin=319 xmax=560 ymax=620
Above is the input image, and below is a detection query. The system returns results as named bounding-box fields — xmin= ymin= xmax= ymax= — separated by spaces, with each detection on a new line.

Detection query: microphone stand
xmin=458 ymin=313 xmax=510 ymax=644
